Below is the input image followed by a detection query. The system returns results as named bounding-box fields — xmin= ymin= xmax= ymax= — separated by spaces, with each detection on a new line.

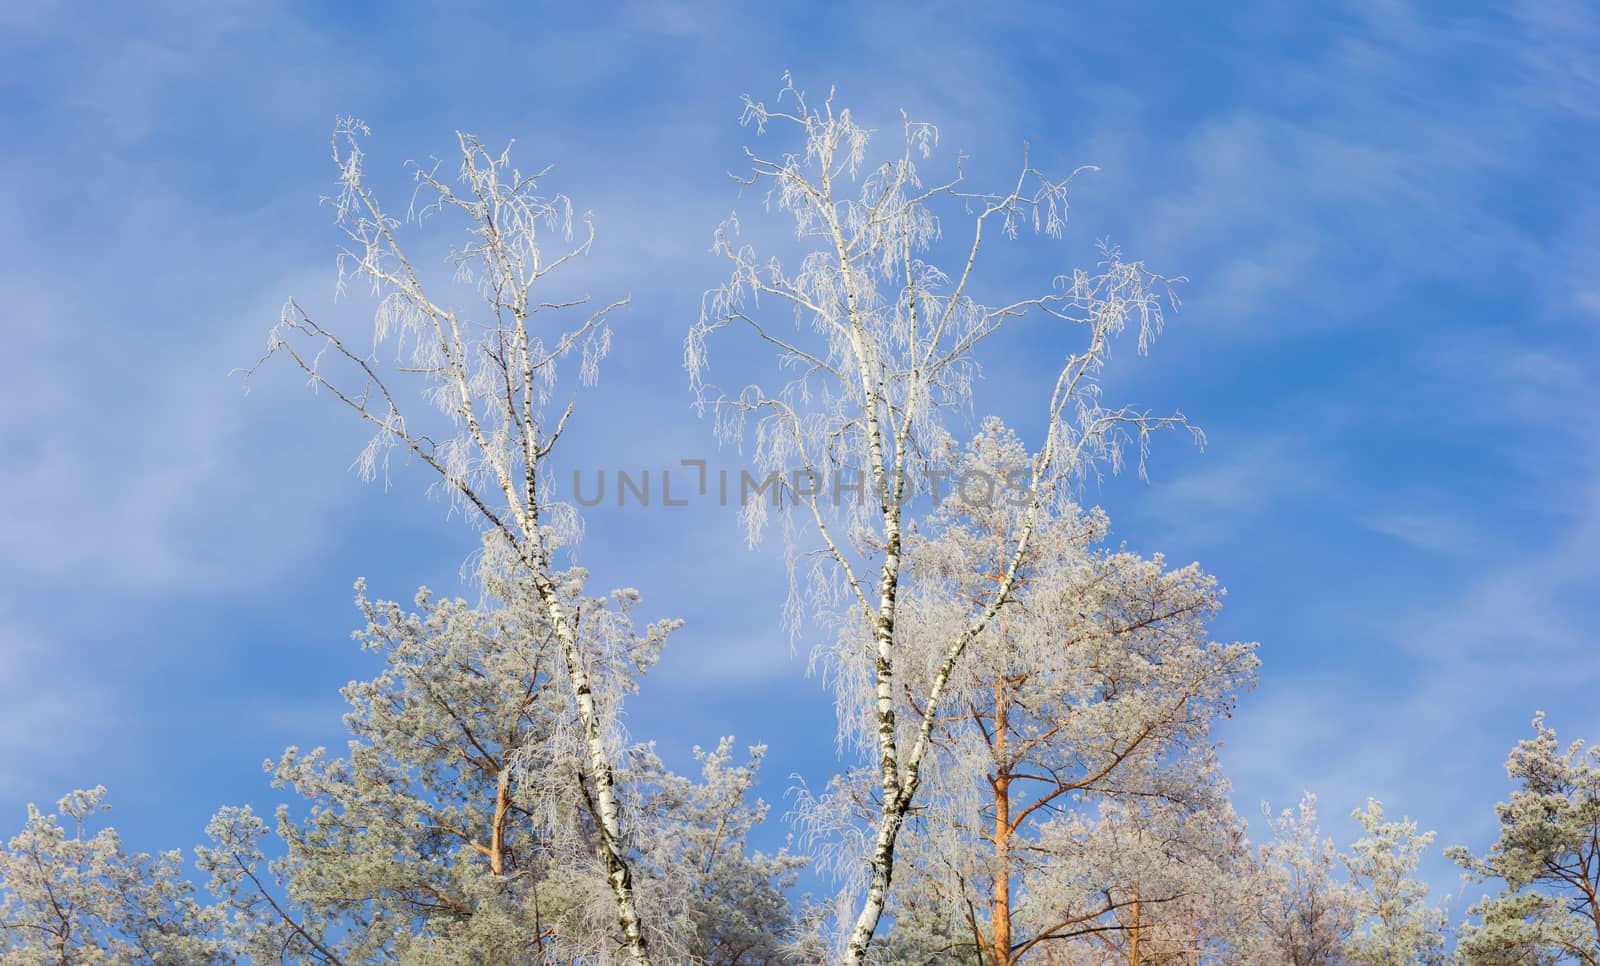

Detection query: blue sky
xmin=2 ymin=0 xmax=1596 ymax=906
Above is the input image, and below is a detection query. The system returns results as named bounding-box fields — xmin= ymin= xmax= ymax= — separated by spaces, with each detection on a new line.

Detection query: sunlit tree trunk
xmin=1128 ymin=891 xmax=1142 ymax=965
xmin=992 ymin=672 xmax=1013 ymax=966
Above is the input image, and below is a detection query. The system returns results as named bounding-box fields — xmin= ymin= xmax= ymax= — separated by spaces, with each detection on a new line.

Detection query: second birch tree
xmin=687 ymin=76 xmax=1198 ymax=961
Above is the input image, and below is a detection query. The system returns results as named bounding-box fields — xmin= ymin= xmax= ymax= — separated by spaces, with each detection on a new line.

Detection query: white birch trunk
xmin=531 ymin=565 xmax=651 ymax=963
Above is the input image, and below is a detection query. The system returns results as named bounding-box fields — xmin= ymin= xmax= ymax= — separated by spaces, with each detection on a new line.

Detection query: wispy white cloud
xmin=1360 ymin=510 xmax=1478 ymax=556
xmin=1127 ymin=432 xmax=1338 ymax=555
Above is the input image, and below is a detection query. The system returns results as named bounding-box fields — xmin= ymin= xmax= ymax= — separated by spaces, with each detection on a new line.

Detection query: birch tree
xmin=686 ymin=75 xmax=1197 ymax=961
xmin=1448 ymin=714 xmax=1600 ymax=965
xmin=874 ymin=423 xmax=1257 ymax=964
xmin=0 ymin=788 xmax=223 ymax=965
xmin=249 ymin=121 xmax=655 ymax=961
